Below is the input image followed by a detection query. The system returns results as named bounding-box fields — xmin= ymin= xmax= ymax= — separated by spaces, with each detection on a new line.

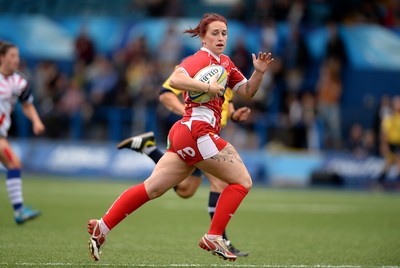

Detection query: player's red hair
xmin=184 ymin=13 xmax=227 ymax=38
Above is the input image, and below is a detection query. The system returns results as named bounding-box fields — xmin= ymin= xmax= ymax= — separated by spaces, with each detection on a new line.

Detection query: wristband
xmin=230 ymin=111 xmax=239 ymax=123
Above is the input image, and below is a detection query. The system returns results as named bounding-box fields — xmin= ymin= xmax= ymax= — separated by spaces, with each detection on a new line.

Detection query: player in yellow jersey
xmin=378 ymin=95 xmax=400 ymax=188
xmin=118 ymin=73 xmax=251 ymax=256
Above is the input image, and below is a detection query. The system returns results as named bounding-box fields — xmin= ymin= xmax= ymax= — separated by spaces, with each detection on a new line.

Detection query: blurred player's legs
xmin=7 ymin=169 xmax=40 ymax=224
xmin=225 ymin=240 xmax=248 ymax=257
xmin=117 ymin=131 xmax=164 ymax=164
xmin=2 ymin=143 xmax=40 ymax=224
xmin=174 ymin=173 xmax=202 ymax=198
xmin=14 ymin=206 xmax=40 ymax=225
xmin=117 ymin=131 xmax=156 ymax=153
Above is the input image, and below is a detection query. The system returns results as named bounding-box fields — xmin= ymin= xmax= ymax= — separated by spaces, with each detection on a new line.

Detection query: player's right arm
xmin=169 ymin=65 xmax=223 ymax=96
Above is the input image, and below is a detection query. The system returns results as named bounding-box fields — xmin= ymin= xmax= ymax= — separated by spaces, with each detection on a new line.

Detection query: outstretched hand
xmin=232 ymin=107 xmax=251 ymax=122
xmin=252 ymin=52 xmax=274 ymax=74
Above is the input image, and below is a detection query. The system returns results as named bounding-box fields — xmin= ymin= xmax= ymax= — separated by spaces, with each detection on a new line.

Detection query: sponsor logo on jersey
xmin=221 ymin=60 xmax=229 ymax=68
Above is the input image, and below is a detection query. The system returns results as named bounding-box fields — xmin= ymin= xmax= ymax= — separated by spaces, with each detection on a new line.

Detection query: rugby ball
xmin=189 ymin=65 xmax=227 ymax=103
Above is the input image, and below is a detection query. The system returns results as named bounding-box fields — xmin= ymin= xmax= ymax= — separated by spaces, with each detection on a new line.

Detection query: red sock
xmin=208 ymin=183 xmax=249 ymax=235
xmin=102 ymin=183 xmax=149 ymax=230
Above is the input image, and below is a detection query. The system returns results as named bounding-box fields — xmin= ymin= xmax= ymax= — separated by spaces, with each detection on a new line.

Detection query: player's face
xmin=1 ymin=47 xmax=20 ymax=72
xmin=202 ymin=21 xmax=227 ymax=56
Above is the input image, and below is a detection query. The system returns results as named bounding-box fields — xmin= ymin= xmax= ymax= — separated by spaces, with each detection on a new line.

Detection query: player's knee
xmin=240 ymin=176 xmax=252 ymax=191
xmin=6 ymin=160 xmax=21 ymax=170
xmin=145 ymin=184 xmax=168 ymax=199
xmin=176 ymin=190 xmax=195 ymax=199
xmin=147 ymin=188 xmax=166 ymax=199
xmin=175 ymin=187 xmax=196 ymax=199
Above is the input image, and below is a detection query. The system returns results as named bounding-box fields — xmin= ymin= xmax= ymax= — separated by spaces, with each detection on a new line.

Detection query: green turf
xmin=0 ymin=175 xmax=399 ymax=267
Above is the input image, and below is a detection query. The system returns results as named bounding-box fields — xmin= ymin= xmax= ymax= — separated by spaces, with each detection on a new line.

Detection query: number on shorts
xmin=177 ymin=147 xmax=196 ymax=159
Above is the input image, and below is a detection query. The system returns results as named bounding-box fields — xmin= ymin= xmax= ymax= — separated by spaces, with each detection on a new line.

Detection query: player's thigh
xmin=204 ymin=172 xmax=227 ymax=193
xmin=195 ymin=143 xmax=252 ymax=189
xmin=0 ymin=138 xmax=21 ymax=168
xmin=144 ymin=152 xmax=195 ymax=199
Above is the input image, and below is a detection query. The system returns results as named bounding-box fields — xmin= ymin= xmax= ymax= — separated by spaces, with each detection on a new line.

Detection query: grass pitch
xmin=0 ymin=175 xmax=399 ymax=267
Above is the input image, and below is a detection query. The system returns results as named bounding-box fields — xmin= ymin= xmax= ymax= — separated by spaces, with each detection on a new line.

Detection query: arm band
xmin=230 ymin=111 xmax=239 ymax=123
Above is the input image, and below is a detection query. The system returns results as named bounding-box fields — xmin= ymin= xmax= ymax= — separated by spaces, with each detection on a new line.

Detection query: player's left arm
xmin=236 ymin=52 xmax=273 ymax=99
xmin=19 ymin=87 xmax=44 ymax=135
xmin=229 ymin=102 xmax=251 ymax=123
xmin=160 ymin=73 xmax=186 ymax=116
xmin=21 ymin=102 xmax=45 ymax=135
xmin=17 ymin=74 xmax=45 ymax=135
xmin=159 ymin=91 xmax=185 ymax=116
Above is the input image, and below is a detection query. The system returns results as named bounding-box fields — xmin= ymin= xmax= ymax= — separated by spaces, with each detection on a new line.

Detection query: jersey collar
xmin=200 ymin=47 xmax=221 ymax=63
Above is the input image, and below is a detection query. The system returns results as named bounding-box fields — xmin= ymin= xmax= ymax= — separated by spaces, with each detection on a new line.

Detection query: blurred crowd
xmin=135 ymin=0 xmax=400 ymax=27
xmin=9 ymin=0 xmax=400 ymax=158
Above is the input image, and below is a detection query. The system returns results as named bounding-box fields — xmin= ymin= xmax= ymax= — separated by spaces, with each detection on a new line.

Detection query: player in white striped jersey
xmin=0 ymin=41 xmax=45 ymax=224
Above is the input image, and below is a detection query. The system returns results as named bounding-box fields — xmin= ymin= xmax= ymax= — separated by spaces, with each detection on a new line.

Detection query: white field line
xmin=1 ymin=263 xmax=398 ymax=268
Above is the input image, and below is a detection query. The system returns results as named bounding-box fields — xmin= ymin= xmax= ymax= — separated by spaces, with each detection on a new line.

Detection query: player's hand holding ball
xmin=208 ymin=75 xmax=225 ymax=98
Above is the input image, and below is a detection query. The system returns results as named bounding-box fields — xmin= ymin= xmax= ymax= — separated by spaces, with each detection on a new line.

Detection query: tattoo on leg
xmin=210 ymin=144 xmax=243 ymax=164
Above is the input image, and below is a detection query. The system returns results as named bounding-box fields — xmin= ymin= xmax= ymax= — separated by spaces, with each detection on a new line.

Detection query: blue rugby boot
xmin=15 ymin=206 xmax=40 ymax=224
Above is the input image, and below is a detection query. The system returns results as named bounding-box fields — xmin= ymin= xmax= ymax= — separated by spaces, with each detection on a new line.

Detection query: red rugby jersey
xmin=178 ymin=48 xmax=247 ymax=135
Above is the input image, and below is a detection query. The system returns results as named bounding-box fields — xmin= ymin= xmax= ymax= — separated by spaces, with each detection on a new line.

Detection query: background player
xmin=0 ymin=41 xmax=45 ymax=224
xmin=378 ymin=95 xmax=400 ymax=188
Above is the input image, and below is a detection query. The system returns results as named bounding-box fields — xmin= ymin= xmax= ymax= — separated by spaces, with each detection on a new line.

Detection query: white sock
xmin=6 ymin=174 xmax=23 ymax=211
xmin=207 ymin=234 xmax=222 ymax=240
xmin=100 ymin=218 xmax=110 ymax=235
